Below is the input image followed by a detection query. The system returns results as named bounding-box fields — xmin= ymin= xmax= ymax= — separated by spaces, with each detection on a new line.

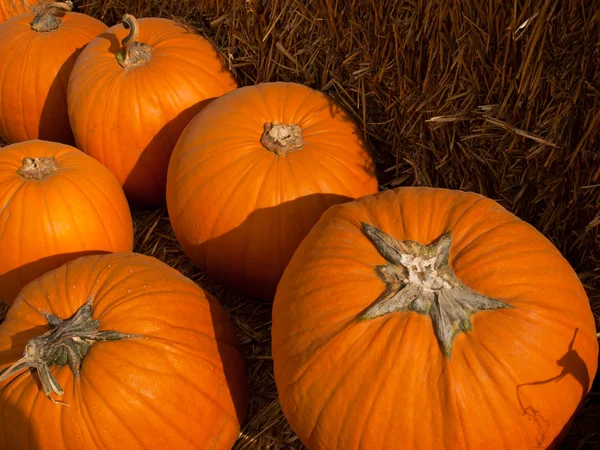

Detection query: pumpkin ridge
xmin=85 ymin=346 xmax=236 ymax=445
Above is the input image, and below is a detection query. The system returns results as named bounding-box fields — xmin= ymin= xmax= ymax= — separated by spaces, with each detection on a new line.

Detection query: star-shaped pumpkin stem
xmin=0 ymin=299 xmax=142 ymax=405
xmin=358 ymin=223 xmax=513 ymax=357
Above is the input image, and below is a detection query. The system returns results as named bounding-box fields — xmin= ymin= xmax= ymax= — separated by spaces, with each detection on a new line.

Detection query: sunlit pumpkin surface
xmin=68 ymin=16 xmax=238 ymax=205
xmin=0 ymin=140 xmax=133 ymax=307
xmin=0 ymin=252 xmax=248 ymax=450
xmin=167 ymin=81 xmax=379 ymax=301
xmin=272 ymin=186 xmax=599 ymax=450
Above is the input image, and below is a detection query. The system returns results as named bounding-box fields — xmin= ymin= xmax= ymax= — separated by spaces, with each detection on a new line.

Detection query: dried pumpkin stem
xmin=0 ymin=299 xmax=141 ymax=405
xmin=260 ymin=122 xmax=305 ymax=156
xmin=17 ymin=156 xmax=59 ymax=180
xmin=115 ymin=14 xmax=153 ymax=69
xmin=30 ymin=1 xmax=73 ymax=33
xmin=358 ymin=223 xmax=513 ymax=357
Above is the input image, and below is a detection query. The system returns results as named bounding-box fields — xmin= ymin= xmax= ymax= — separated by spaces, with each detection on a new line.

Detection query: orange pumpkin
xmin=0 ymin=0 xmax=47 ymax=23
xmin=166 ymin=81 xmax=379 ymax=300
xmin=0 ymin=252 xmax=248 ymax=449
xmin=67 ymin=13 xmax=238 ymax=205
xmin=0 ymin=1 xmax=106 ymax=145
xmin=0 ymin=140 xmax=133 ymax=308
xmin=272 ymin=187 xmax=599 ymax=450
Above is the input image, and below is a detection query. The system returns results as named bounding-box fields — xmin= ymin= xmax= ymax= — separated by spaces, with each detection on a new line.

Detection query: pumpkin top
xmin=16 ymin=156 xmax=58 ymax=179
xmin=115 ymin=13 xmax=153 ymax=69
xmin=30 ymin=1 xmax=72 ymax=33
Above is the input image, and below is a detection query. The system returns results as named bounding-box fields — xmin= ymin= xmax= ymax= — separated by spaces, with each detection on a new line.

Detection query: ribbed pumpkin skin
xmin=166 ymin=82 xmax=379 ymax=301
xmin=0 ymin=0 xmax=46 ymax=23
xmin=67 ymin=18 xmax=238 ymax=205
xmin=0 ymin=10 xmax=106 ymax=145
xmin=272 ymin=187 xmax=599 ymax=450
xmin=0 ymin=252 xmax=248 ymax=450
xmin=0 ymin=140 xmax=133 ymax=307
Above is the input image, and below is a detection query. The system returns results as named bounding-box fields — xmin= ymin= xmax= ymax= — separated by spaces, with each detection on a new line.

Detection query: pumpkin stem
xmin=0 ymin=299 xmax=141 ymax=404
xmin=115 ymin=14 xmax=153 ymax=69
xmin=30 ymin=1 xmax=73 ymax=32
xmin=260 ymin=122 xmax=305 ymax=156
xmin=17 ymin=156 xmax=59 ymax=180
xmin=357 ymin=223 xmax=514 ymax=357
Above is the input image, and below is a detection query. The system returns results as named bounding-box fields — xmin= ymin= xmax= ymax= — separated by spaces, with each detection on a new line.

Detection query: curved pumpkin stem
xmin=30 ymin=1 xmax=73 ymax=33
xmin=17 ymin=156 xmax=59 ymax=180
xmin=357 ymin=223 xmax=514 ymax=357
xmin=115 ymin=14 xmax=153 ymax=69
xmin=260 ymin=122 xmax=305 ymax=156
xmin=0 ymin=299 xmax=142 ymax=404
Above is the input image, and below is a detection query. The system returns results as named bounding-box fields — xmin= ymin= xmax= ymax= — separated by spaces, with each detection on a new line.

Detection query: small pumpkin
xmin=166 ymin=81 xmax=379 ymax=300
xmin=67 ymin=13 xmax=238 ymax=205
xmin=0 ymin=252 xmax=248 ymax=449
xmin=0 ymin=1 xmax=106 ymax=145
xmin=272 ymin=186 xmax=599 ymax=450
xmin=0 ymin=140 xmax=133 ymax=308
xmin=0 ymin=0 xmax=47 ymax=23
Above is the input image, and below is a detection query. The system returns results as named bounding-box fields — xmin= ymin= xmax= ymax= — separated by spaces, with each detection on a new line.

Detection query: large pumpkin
xmin=272 ymin=187 xmax=599 ymax=449
xmin=0 ymin=0 xmax=47 ymax=23
xmin=67 ymin=13 xmax=238 ymax=205
xmin=0 ymin=252 xmax=248 ymax=449
xmin=0 ymin=140 xmax=133 ymax=308
xmin=0 ymin=1 xmax=106 ymax=145
xmin=166 ymin=81 xmax=379 ymax=300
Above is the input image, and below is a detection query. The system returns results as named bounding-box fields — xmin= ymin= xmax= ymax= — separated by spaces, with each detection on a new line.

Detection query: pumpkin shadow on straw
xmin=122 ymin=97 xmax=217 ymax=206
xmin=515 ymin=328 xmax=592 ymax=450
xmin=0 ymin=250 xmax=111 ymax=309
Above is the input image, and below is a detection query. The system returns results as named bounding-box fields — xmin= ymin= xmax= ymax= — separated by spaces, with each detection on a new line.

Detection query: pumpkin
xmin=0 ymin=140 xmax=133 ymax=309
xmin=0 ymin=1 xmax=106 ymax=145
xmin=0 ymin=0 xmax=47 ymax=23
xmin=67 ymin=13 xmax=238 ymax=206
xmin=166 ymin=81 xmax=379 ymax=300
xmin=0 ymin=252 xmax=248 ymax=449
xmin=272 ymin=186 xmax=599 ymax=450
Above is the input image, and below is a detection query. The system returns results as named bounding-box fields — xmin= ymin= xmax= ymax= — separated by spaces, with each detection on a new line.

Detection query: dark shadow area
xmin=207 ymin=292 xmax=249 ymax=434
xmin=38 ymin=47 xmax=81 ymax=147
xmin=516 ymin=329 xmax=593 ymax=449
xmin=122 ymin=97 xmax=216 ymax=206
xmin=0 ymin=250 xmax=110 ymax=308
xmin=180 ymin=193 xmax=357 ymax=302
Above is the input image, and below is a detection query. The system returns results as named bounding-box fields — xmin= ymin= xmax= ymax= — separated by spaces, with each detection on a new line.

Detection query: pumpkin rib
xmin=17 ymin=33 xmax=38 ymax=140
xmin=172 ymin=150 xmax=265 ymax=221
xmin=305 ymin=319 xmax=394 ymax=445
xmin=87 ymin=344 xmax=239 ymax=430
xmin=0 ymin=31 xmax=24 ymax=137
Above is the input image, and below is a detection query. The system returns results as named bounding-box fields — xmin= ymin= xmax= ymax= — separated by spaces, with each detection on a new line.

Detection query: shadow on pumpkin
xmin=37 ymin=47 xmax=82 ymax=147
xmin=122 ymin=96 xmax=217 ymax=206
xmin=178 ymin=192 xmax=362 ymax=302
xmin=515 ymin=328 xmax=592 ymax=450
xmin=0 ymin=250 xmax=111 ymax=308
xmin=206 ymin=292 xmax=250 ymax=428
xmin=0 ymin=324 xmax=49 ymax=449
